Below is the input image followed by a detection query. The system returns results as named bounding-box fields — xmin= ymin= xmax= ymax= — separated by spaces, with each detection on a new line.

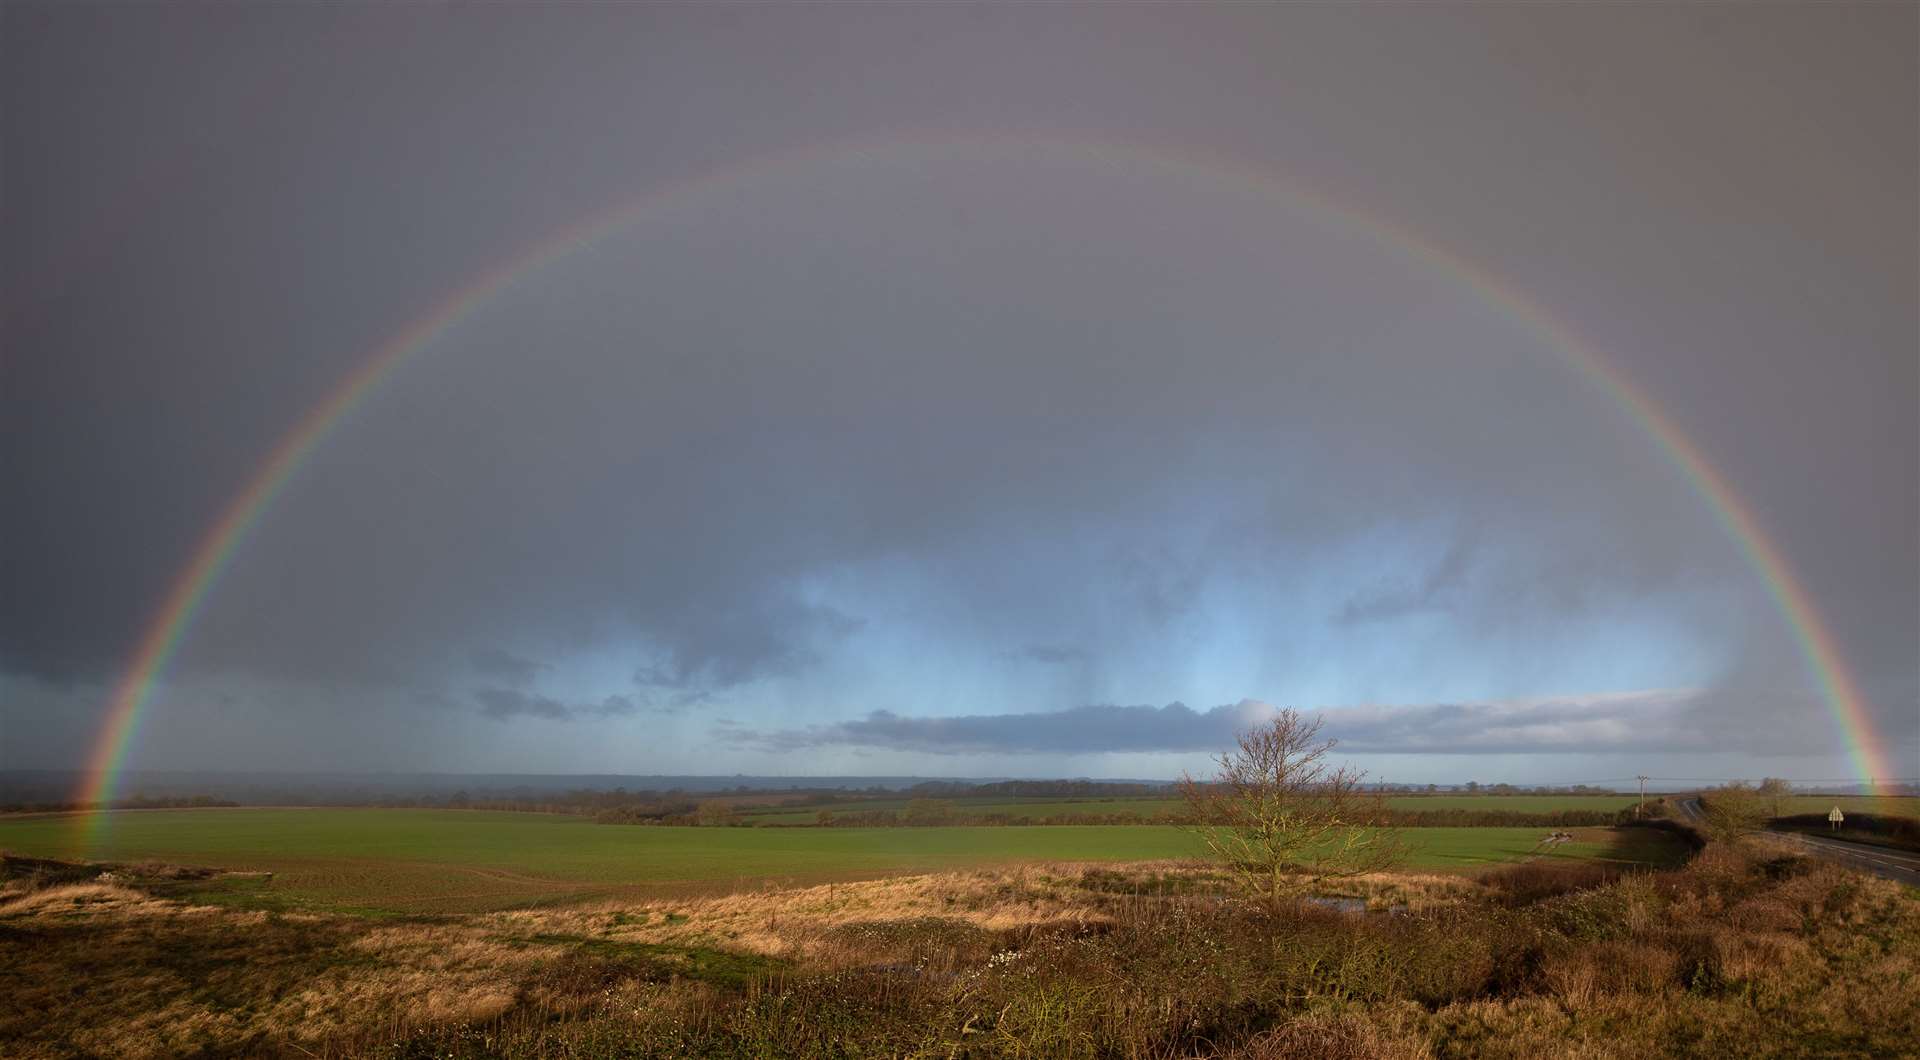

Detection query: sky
xmin=3 ymin=5 xmax=1915 ymax=788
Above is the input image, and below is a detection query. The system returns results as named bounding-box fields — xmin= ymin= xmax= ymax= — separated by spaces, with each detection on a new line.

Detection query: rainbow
xmin=73 ymin=135 xmax=1898 ymax=834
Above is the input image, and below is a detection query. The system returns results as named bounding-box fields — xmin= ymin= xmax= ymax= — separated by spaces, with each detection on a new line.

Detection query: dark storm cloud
xmin=474 ymin=689 xmax=572 ymax=722
xmin=631 ymin=603 xmax=865 ymax=692
xmin=724 ymin=689 xmax=1843 ymax=758
xmin=2 ymin=4 xmax=1911 ymax=774
xmin=728 ymin=701 xmax=1275 ymax=755
xmin=470 ymin=648 xmax=547 ymax=687
xmin=1342 ymin=684 xmax=1920 ymax=760
xmin=1335 ymin=534 xmax=1476 ymax=625
xmin=1322 ymin=692 xmax=1712 ymax=755
xmin=473 ymin=688 xmax=641 ymax=723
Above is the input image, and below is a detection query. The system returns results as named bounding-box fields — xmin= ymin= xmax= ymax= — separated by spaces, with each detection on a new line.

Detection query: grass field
xmin=0 ymin=808 xmax=1681 ymax=914
xmin=4 ymin=828 xmax=1908 ymax=1058
xmin=1765 ymin=795 xmax=1920 ymax=818
xmin=743 ymin=793 xmax=1644 ymax=823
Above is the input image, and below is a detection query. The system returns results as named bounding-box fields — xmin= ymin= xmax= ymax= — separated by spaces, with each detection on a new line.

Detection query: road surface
xmin=1674 ymin=796 xmax=1920 ymax=888
xmin=1674 ymin=795 xmax=1708 ymax=825
xmin=1765 ymin=830 xmax=1920 ymax=888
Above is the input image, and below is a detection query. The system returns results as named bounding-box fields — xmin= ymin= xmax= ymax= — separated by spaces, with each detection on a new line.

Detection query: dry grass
xmin=1223 ymin=1010 xmax=1435 ymax=1060
xmin=0 ymin=879 xmax=561 ymax=1058
xmin=1 ymin=847 xmax=1915 ymax=1058
xmin=492 ymin=862 xmax=1109 ymax=953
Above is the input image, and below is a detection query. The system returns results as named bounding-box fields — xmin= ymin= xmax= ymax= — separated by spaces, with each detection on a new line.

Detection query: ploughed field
xmin=0 ymin=808 xmax=1684 ymax=915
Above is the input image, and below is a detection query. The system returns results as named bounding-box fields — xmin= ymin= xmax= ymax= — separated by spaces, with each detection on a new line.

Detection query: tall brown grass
xmin=1 ymin=848 xmax=1914 ymax=1058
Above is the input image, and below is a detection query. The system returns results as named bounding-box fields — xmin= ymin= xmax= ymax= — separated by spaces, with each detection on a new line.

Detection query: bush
xmin=1480 ymin=860 xmax=1630 ymax=906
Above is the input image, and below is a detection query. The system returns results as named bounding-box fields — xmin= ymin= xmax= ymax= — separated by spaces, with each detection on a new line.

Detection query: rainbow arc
xmin=75 ymin=135 xmax=1897 ymax=839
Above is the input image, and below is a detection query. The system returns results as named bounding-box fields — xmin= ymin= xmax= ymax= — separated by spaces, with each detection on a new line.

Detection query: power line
xmin=1460 ymin=776 xmax=1917 ymax=786
xmin=1637 ymin=776 xmax=1918 ymax=784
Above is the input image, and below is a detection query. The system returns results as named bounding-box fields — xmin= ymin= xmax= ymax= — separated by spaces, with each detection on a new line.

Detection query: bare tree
xmin=1756 ymin=777 xmax=1792 ymax=820
xmin=1699 ymin=781 xmax=1764 ymax=842
xmin=1178 ymin=709 xmax=1404 ymax=910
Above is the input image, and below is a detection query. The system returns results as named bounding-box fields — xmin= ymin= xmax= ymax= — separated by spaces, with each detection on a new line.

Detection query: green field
xmin=0 ymin=808 xmax=1679 ymax=915
xmin=745 ymin=797 xmax=1188 ymax=822
xmin=745 ymin=793 xmax=1643 ymax=823
xmin=1765 ymin=795 xmax=1920 ymax=819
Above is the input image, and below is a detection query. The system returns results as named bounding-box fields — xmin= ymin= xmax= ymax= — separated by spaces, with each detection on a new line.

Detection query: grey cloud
xmin=474 ymin=688 xmax=572 ymax=722
xmin=470 ymin=647 xmax=548 ymax=687
xmin=587 ymin=695 xmax=642 ymax=718
xmin=473 ymin=688 xmax=643 ymax=723
xmin=726 ymin=700 xmax=1278 ymax=755
xmin=409 ymin=688 xmax=458 ymax=710
xmin=1008 ymin=644 xmax=1090 ymax=665
xmin=1 ymin=6 xmax=1910 ymax=777
xmin=1116 ymin=548 xmax=1207 ymax=629
xmin=722 ymin=689 xmax=1881 ymax=759
xmin=632 ymin=602 xmax=865 ymax=691
xmin=1320 ymin=691 xmax=1710 ymax=754
xmin=1335 ymin=534 xmax=1475 ymax=625
xmin=1323 ymin=686 xmax=1920 ymax=760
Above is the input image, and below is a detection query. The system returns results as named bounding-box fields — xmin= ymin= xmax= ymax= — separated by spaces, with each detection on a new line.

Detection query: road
xmin=1674 ymin=796 xmax=1920 ymax=888
xmin=1674 ymin=795 xmax=1708 ymax=825
xmin=1766 ymin=830 xmax=1920 ymax=888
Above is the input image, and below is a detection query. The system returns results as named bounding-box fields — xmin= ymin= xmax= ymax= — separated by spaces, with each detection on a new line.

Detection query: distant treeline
xmin=10 ymin=781 xmax=1654 ymax=827
xmin=8 ymin=787 xmax=871 ymax=816
xmin=1377 ymin=784 xmax=1624 ymax=796
xmin=894 ymin=779 xmax=1165 ymax=799
xmin=744 ymin=780 xmax=1169 ymax=809
xmin=1 ymin=794 xmax=240 ymax=814
xmin=4 ymin=791 xmax=662 ymax=815
xmin=794 ymin=807 xmax=1640 ymax=830
xmin=591 ymin=795 xmax=1659 ymax=830
xmin=196 ymin=782 xmax=1151 ymax=815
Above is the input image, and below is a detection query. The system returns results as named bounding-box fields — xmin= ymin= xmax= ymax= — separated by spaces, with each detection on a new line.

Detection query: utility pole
xmin=1636 ymin=775 xmax=1649 ymax=818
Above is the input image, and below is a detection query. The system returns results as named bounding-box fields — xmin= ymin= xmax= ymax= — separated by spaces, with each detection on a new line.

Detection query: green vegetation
xmin=1383 ymin=793 xmax=1643 ymax=812
xmin=1699 ymin=782 xmax=1767 ymax=842
xmin=741 ymin=796 xmax=1186 ymax=822
xmin=0 ymin=808 xmax=1680 ymax=914
xmin=1766 ymin=795 xmax=1920 ymax=819
xmin=2 ymin=839 xmax=1911 ymax=1058
xmin=1178 ymin=707 xmax=1407 ymax=907
xmin=514 ymin=936 xmax=791 ymax=990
